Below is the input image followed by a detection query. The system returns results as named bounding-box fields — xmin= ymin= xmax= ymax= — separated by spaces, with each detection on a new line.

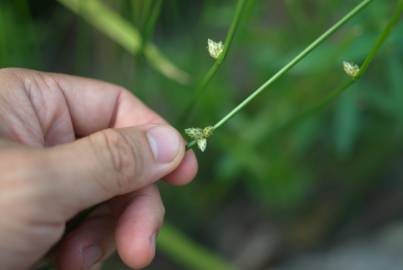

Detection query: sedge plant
xmin=296 ymin=0 xmax=403 ymax=125
xmin=185 ymin=0 xmax=375 ymax=152
xmin=251 ymin=0 xmax=403 ymax=146
xmin=178 ymin=0 xmax=249 ymax=125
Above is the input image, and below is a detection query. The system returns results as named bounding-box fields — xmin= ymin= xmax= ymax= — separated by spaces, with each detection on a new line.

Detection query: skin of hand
xmin=0 ymin=68 xmax=198 ymax=270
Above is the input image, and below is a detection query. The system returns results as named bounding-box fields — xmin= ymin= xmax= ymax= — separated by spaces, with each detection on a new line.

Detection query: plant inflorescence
xmin=185 ymin=0 xmax=403 ymax=152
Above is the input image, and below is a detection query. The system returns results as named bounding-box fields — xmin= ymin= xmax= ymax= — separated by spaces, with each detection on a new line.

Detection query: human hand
xmin=0 ymin=68 xmax=197 ymax=270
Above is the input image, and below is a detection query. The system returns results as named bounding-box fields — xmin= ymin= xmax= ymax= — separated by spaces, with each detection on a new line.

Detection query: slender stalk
xmin=213 ymin=0 xmax=373 ymax=130
xmin=57 ymin=0 xmax=189 ymax=84
xmin=358 ymin=1 xmax=403 ymax=77
xmin=158 ymin=224 xmax=236 ymax=270
xmin=245 ymin=0 xmax=403 ymax=147
xmin=178 ymin=0 xmax=248 ymax=124
xmin=289 ymin=0 xmax=403 ymax=127
xmin=186 ymin=0 xmax=373 ymax=150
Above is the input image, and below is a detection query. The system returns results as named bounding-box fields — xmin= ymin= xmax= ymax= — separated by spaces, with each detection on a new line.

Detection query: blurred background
xmin=1 ymin=0 xmax=403 ymax=269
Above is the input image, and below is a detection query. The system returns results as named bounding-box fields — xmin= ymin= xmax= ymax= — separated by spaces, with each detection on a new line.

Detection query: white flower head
xmin=185 ymin=126 xmax=214 ymax=152
xmin=343 ymin=61 xmax=360 ymax=78
xmin=207 ymin=39 xmax=224 ymax=59
xmin=197 ymin=138 xmax=207 ymax=152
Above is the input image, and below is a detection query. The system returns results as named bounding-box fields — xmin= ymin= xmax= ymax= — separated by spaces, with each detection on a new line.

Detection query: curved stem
xmin=178 ymin=0 xmax=248 ymax=125
xmin=288 ymin=0 xmax=403 ymax=128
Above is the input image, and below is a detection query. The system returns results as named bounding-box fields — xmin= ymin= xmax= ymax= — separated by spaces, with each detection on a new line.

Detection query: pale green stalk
xmin=186 ymin=0 xmax=373 ymax=149
xmin=57 ymin=0 xmax=189 ymax=84
xmin=158 ymin=224 xmax=236 ymax=270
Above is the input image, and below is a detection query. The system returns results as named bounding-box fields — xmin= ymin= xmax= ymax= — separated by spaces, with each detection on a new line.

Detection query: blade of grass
xmin=57 ymin=0 xmax=189 ymax=84
xmin=158 ymin=224 xmax=236 ymax=270
xmin=178 ymin=0 xmax=249 ymax=125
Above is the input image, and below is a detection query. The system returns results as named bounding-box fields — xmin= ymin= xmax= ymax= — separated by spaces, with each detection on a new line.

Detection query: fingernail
xmin=83 ymin=245 xmax=102 ymax=269
xmin=147 ymin=126 xmax=181 ymax=163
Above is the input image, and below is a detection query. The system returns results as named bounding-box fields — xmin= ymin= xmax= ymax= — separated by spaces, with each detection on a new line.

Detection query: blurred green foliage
xmin=1 ymin=0 xmax=403 ymax=269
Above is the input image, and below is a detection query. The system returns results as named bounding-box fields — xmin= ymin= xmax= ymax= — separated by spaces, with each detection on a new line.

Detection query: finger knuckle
xmin=94 ymin=129 xmax=143 ymax=193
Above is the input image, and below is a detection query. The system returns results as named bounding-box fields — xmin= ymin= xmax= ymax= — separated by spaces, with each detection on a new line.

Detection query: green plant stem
xmin=158 ymin=224 xmax=236 ymax=270
xmin=186 ymin=0 xmax=373 ymax=150
xmin=141 ymin=0 xmax=154 ymax=27
xmin=288 ymin=0 xmax=403 ymax=127
xmin=135 ymin=0 xmax=163 ymax=76
xmin=57 ymin=0 xmax=189 ymax=84
xmin=178 ymin=0 xmax=248 ymax=124
xmin=213 ymin=0 xmax=373 ymax=130
xmin=140 ymin=0 xmax=163 ymax=56
xmin=253 ymin=0 xmax=403 ymax=146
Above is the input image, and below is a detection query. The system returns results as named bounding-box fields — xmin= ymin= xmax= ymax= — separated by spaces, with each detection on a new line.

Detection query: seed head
xmin=202 ymin=126 xmax=214 ymax=138
xmin=185 ymin=128 xmax=204 ymax=140
xmin=185 ymin=126 xmax=214 ymax=152
xmin=343 ymin=61 xmax=360 ymax=78
xmin=207 ymin=39 xmax=224 ymax=59
xmin=197 ymin=138 xmax=207 ymax=152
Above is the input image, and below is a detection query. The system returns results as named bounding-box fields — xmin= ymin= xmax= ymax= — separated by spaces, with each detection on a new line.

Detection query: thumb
xmin=40 ymin=124 xmax=184 ymax=219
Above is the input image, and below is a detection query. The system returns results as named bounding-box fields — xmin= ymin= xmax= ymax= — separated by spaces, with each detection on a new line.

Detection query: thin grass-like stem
xmin=186 ymin=0 xmax=373 ymax=150
xmin=140 ymin=0 xmax=163 ymax=56
xmin=285 ymin=0 xmax=403 ymax=128
xmin=243 ymin=0 xmax=403 ymax=147
xmin=178 ymin=0 xmax=248 ymax=125
xmin=213 ymin=0 xmax=373 ymax=130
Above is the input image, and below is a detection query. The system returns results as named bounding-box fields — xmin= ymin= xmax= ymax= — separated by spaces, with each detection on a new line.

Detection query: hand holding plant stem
xmin=186 ymin=0 xmax=374 ymax=151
